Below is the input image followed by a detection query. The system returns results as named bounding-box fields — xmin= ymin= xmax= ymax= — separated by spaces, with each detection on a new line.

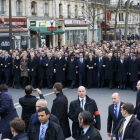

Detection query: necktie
xmin=118 ymin=119 xmax=126 ymax=140
xmin=81 ymin=99 xmax=84 ymax=110
xmin=40 ymin=126 xmax=45 ymax=140
xmin=114 ymin=105 xmax=118 ymax=119
xmin=71 ymin=59 xmax=73 ymax=63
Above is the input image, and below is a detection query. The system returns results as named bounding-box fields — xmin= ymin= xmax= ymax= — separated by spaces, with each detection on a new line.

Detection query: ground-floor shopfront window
xmin=65 ymin=30 xmax=87 ymax=46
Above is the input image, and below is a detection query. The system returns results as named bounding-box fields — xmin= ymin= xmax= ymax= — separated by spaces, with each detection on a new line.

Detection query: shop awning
xmin=101 ymin=23 xmax=114 ymax=29
xmin=29 ymin=27 xmax=65 ymax=35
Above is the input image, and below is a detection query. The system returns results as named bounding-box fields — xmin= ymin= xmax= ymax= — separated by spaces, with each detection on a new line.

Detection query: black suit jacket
xmin=107 ymin=102 xmax=124 ymax=133
xmin=19 ymin=94 xmax=44 ymax=123
xmin=112 ymin=115 xmax=140 ymax=140
xmin=78 ymin=125 xmax=102 ymax=140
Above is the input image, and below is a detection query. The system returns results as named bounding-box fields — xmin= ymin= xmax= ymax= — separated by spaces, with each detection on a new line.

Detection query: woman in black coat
xmin=37 ymin=55 xmax=45 ymax=88
xmin=12 ymin=55 xmax=21 ymax=88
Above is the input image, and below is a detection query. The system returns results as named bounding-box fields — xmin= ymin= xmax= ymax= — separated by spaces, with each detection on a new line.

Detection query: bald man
xmin=68 ymin=86 xmax=101 ymax=139
xmin=107 ymin=93 xmax=124 ymax=137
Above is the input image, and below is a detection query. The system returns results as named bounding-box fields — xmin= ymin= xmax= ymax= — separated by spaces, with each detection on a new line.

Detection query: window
xmin=75 ymin=5 xmax=78 ymax=18
xmin=44 ymin=3 xmax=48 ymax=16
xmin=67 ymin=5 xmax=70 ymax=18
xmin=31 ymin=1 xmax=37 ymax=15
xmin=16 ymin=0 xmax=22 ymax=16
xmin=82 ymin=6 xmax=84 ymax=16
xmin=59 ymin=3 xmax=63 ymax=17
xmin=119 ymin=13 xmax=124 ymax=21
xmin=0 ymin=0 xmax=4 ymax=14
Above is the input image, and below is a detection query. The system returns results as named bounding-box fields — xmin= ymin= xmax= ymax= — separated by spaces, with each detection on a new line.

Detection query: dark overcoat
xmin=0 ymin=91 xmax=18 ymax=133
xmin=67 ymin=58 xmax=77 ymax=81
xmin=55 ymin=58 xmax=66 ymax=82
xmin=37 ymin=59 xmax=45 ymax=80
xmin=0 ymin=57 xmax=4 ymax=75
xmin=51 ymin=92 xmax=71 ymax=138
xmin=4 ymin=56 xmax=12 ymax=77
xmin=28 ymin=58 xmax=38 ymax=76
xmin=11 ymin=133 xmax=29 ymax=140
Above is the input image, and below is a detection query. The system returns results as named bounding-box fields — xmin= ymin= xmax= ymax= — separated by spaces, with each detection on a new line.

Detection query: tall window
xmin=82 ymin=6 xmax=84 ymax=16
xmin=31 ymin=1 xmax=37 ymax=15
xmin=67 ymin=5 xmax=70 ymax=18
xmin=59 ymin=3 xmax=63 ymax=17
xmin=16 ymin=1 xmax=20 ymax=12
xmin=0 ymin=0 xmax=4 ymax=14
xmin=119 ymin=13 xmax=124 ymax=21
xmin=75 ymin=5 xmax=78 ymax=18
xmin=44 ymin=3 xmax=48 ymax=16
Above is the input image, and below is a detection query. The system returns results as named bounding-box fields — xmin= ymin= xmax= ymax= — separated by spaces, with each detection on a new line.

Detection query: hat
xmin=70 ymin=53 xmax=75 ymax=56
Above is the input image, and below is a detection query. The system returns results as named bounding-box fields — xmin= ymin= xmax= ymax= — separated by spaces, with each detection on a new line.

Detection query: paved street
xmin=0 ymin=87 xmax=137 ymax=140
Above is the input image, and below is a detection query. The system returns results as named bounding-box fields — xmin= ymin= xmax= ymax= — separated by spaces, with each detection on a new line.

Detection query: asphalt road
xmin=0 ymin=87 xmax=137 ymax=140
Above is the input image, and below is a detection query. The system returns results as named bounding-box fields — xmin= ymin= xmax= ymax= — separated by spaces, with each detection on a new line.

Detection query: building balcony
xmin=0 ymin=11 xmax=5 ymax=15
xmin=44 ymin=13 xmax=49 ymax=17
xmin=31 ymin=12 xmax=37 ymax=16
xmin=17 ymin=12 xmax=22 ymax=16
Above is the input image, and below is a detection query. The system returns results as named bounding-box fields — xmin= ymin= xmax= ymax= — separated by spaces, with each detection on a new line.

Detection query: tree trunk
xmin=114 ymin=0 xmax=121 ymax=40
xmin=124 ymin=0 xmax=130 ymax=40
xmin=92 ymin=0 xmax=96 ymax=42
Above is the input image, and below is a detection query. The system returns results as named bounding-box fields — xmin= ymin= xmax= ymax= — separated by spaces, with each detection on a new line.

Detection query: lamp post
xmin=9 ymin=0 xmax=13 ymax=50
xmin=50 ymin=20 xmax=54 ymax=47
xmin=104 ymin=0 xmax=107 ymax=41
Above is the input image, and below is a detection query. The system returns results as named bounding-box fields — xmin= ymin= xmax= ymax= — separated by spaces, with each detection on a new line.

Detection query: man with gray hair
xmin=27 ymin=99 xmax=59 ymax=138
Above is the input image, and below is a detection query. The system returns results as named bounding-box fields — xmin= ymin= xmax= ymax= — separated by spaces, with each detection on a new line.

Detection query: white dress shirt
xmin=120 ymin=115 xmax=133 ymax=140
xmin=79 ymin=96 xmax=86 ymax=110
xmin=83 ymin=126 xmax=90 ymax=135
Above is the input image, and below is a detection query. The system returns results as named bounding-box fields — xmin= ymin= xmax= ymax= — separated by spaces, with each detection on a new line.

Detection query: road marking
xmin=14 ymin=88 xmax=68 ymax=109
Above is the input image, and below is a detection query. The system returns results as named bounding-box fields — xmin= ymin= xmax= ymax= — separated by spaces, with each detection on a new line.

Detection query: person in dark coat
xmin=12 ymin=55 xmax=21 ymax=89
xmin=28 ymin=107 xmax=65 ymax=140
xmin=55 ymin=53 xmax=66 ymax=86
xmin=0 ymin=57 xmax=4 ymax=85
xmin=107 ymin=93 xmax=124 ymax=138
xmin=68 ymin=86 xmax=101 ymax=139
xmin=10 ymin=118 xmax=29 ymax=140
xmin=20 ymin=55 xmax=29 ymax=88
xmin=0 ymin=84 xmax=18 ymax=140
xmin=37 ymin=55 xmax=45 ymax=89
xmin=129 ymin=55 xmax=140 ymax=91
xmin=116 ymin=55 xmax=128 ymax=90
xmin=97 ymin=51 xmax=106 ymax=88
xmin=77 ymin=111 xmax=102 ymax=140
xmin=76 ymin=53 xmax=87 ymax=86
xmin=27 ymin=53 xmax=38 ymax=87
xmin=4 ymin=51 xmax=12 ymax=86
xmin=86 ymin=54 xmax=97 ymax=88
xmin=67 ymin=53 xmax=77 ymax=89
xmin=27 ymin=99 xmax=60 ymax=137
xmin=103 ymin=53 xmax=115 ymax=89
xmin=134 ymin=80 xmax=140 ymax=121
xmin=43 ymin=53 xmax=56 ymax=88
xmin=112 ymin=103 xmax=140 ymax=140
xmin=19 ymin=85 xmax=44 ymax=132
xmin=51 ymin=83 xmax=71 ymax=138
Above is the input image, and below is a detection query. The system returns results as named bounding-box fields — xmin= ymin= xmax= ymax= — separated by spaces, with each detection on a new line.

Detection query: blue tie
xmin=115 ymin=105 xmax=118 ymax=119
xmin=40 ymin=126 xmax=45 ymax=140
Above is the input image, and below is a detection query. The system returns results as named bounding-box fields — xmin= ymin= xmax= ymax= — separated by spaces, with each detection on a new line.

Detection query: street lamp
xmin=50 ymin=20 xmax=54 ymax=47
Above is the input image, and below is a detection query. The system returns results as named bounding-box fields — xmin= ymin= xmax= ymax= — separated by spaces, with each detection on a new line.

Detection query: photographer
xmin=19 ymin=85 xmax=45 ymax=132
xmin=0 ymin=84 xmax=18 ymax=140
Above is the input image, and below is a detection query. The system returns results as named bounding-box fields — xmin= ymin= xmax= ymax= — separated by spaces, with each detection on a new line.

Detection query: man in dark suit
xmin=112 ymin=103 xmax=140 ymax=140
xmin=77 ymin=111 xmax=102 ymax=140
xmin=28 ymin=53 xmax=38 ymax=87
xmin=27 ymin=99 xmax=60 ymax=137
xmin=76 ymin=53 xmax=86 ymax=86
xmin=4 ymin=51 xmax=12 ymax=86
xmin=97 ymin=51 xmax=105 ymax=88
xmin=116 ymin=55 xmax=128 ymax=90
xmin=19 ymin=85 xmax=44 ymax=131
xmin=0 ymin=84 xmax=18 ymax=139
xmin=107 ymin=92 xmax=124 ymax=137
xmin=68 ymin=86 xmax=101 ymax=139
xmin=28 ymin=107 xmax=65 ymax=140
xmin=51 ymin=82 xmax=71 ymax=138
xmin=43 ymin=52 xmax=55 ymax=88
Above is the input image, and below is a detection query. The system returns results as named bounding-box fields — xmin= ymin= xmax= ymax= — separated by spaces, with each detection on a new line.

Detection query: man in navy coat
xmin=4 ymin=51 xmax=12 ymax=86
xmin=76 ymin=53 xmax=86 ymax=86
xmin=0 ymin=84 xmax=18 ymax=139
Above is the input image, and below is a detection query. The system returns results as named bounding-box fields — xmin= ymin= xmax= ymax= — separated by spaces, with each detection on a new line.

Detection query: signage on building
xmin=30 ymin=21 xmax=36 ymax=26
xmin=1 ymin=41 xmax=10 ymax=46
xmin=1 ymin=18 xmax=27 ymax=28
xmin=47 ymin=27 xmax=57 ymax=31
xmin=65 ymin=20 xmax=89 ymax=25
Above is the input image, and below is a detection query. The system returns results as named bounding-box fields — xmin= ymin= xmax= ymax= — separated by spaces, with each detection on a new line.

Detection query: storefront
xmin=0 ymin=18 xmax=28 ymax=50
xmin=64 ymin=20 xmax=89 ymax=46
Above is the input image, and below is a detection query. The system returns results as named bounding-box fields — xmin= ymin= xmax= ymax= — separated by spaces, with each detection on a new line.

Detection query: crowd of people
xmin=0 ymin=40 xmax=140 ymax=91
